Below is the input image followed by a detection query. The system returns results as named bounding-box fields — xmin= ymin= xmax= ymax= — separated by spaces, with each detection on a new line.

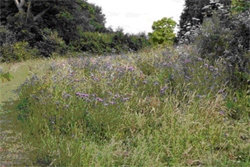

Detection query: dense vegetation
xmin=0 ymin=0 xmax=250 ymax=166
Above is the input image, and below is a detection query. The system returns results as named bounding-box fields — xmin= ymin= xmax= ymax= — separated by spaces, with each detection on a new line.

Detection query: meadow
xmin=0 ymin=41 xmax=250 ymax=166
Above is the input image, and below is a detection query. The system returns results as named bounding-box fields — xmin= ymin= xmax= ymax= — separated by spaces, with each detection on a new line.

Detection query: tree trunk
xmin=14 ymin=0 xmax=26 ymax=20
xmin=13 ymin=0 xmax=54 ymax=23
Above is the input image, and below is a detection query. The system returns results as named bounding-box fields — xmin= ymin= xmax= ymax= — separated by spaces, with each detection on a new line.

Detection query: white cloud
xmin=87 ymin=0 xmax=186 ymax=38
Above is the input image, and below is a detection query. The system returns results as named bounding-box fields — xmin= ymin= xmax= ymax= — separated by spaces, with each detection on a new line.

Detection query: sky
xmin=87 ymin=0 xmax=186 ymax=39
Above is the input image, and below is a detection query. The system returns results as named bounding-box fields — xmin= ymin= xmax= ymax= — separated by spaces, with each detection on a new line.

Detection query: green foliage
xmin=192 ymin=7 xmax=250 ymax=94
xmin=193 ymin=12 xmax=235 ymax=65
xmin=34 ymin=28 xmax=68 ymax=59
xmin=148 ymin=17 xmax=177 ymax=50
xmin=119 ymin=33 xmax=152 ymax=54
xmin=213 ymin=9 xmax=250 ymax=93
xmin=173 ymin=0 xmax=208 ymax=46
xmin=68 ymin=31 xmax=113 ymax=54
xmin=224 ymin=10 xmax=250 ymax=53
xmin=68 ymin=30 xmax=152 ymax=56
xmin=1 ymin=0 xmax=113 ymax=51
xmin=56 ymin=10 xmax=74 ymax=20
xmin=229 ymin=0 xmax=250 ymax=16
xmin=1 ymin=41 xmax=40 ymax=64
xmin=0 ymin=25 xmax=17 ymax=47
xmin=6 ymin=11 xmax=37 ymax=44
xmin=60 ymin=0 xmax=113 ymax=43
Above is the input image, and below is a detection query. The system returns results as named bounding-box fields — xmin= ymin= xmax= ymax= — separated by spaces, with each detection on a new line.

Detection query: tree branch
xmin=25 ymin=0 xmax=32 ymax=24
xmin=14 ymin=0 xmax=26 ymax=13
xmin=33 ymin=4 xmax=54 ymax=22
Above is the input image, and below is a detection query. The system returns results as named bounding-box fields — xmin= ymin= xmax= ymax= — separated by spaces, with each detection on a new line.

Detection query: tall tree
xmin=0 ymin=0 xmax=113 ymax=46
xmin=174 ymin=0 xmax=234 ymax=45
xmin=174 ymin=0 xmax=208 ymax=44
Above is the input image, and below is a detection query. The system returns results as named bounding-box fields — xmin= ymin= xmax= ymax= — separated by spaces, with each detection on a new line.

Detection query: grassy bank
xmin=1 ymin=43 xmax=250 ymax=166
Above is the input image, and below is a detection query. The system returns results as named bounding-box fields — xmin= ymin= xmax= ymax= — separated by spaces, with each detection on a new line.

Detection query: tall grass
xmin=1 ymin=42 xmax=250 ymax=166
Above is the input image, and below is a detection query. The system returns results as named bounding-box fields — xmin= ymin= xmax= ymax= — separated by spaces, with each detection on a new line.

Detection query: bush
xmin=0 ymin=41 xmax=40 ymax=64
xmin=0 ymin=25 xmax=17 ymax=47
xmin=6 ymin=11 xmax=38 ymax=45
xmin=192 ymin=8 xmax=250 ymax=93
xmin=225 ymin=10 xmax=250 ymax=54
xmin=193 ymin=12 xmax=235 ymax=65
xmin=33 ymin=28 xmax=68 ymax=59
xmin=0 ymin=25 xmax=18 ymax=63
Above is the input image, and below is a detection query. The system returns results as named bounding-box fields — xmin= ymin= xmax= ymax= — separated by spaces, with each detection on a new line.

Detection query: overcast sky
xmin=87 ymin=0 xmax=186 ymax=38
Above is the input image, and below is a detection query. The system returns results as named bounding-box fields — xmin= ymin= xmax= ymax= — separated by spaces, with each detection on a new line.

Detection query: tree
xmin=148 ymin=17 xmax=177 ymax=49
xmin=1 ymin=0 xmax=112 ymax=46
xmin=175 ymin=0 xmax=210 ymax=45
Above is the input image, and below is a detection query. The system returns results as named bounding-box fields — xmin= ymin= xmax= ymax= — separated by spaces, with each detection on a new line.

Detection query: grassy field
xmin=0 ymin=42 xmax=250 ymax=166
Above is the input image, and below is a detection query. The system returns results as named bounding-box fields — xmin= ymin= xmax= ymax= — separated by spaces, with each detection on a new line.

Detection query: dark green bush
xmin=68 ymin=31 xmax=152 ymax=56
xmin=192 ymin=8 xmax=250 ymax=93
xmin=192 ymin=12 xmax=235 ymax=65
xmin=33 ymin=28 xmax=68 ymax=59
xmin=0 ymin=25 xmax=17 ymax=47
xmin=6 ymin=11 xmax=40 ymax=46
xmin=213 ymin=10 xmax=250 ymax=93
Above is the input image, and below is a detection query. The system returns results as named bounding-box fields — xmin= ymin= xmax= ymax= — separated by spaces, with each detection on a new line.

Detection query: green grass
xmin=1 ymin=42 xmax=250 ymax=166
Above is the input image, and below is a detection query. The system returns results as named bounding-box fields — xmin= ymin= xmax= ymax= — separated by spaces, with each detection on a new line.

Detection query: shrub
xmin=0 ymin=25 xmax=17 ymax=47
xmin=0 ymin=25 xmax=18 ymax=63
xmin=0 ymin=41 xmax=40 ymax=64
xmin=34 ymin=28 xmax=68 ymax=59
xmin=193 ymin=12 xmax=235 ymax=65
xmin=192 ymin=8 xmax=250 ymax=93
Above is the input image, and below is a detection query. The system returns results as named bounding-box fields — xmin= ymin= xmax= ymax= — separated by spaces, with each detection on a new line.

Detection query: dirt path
xmin=0 ymin=59 xmax=53 ymax=166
